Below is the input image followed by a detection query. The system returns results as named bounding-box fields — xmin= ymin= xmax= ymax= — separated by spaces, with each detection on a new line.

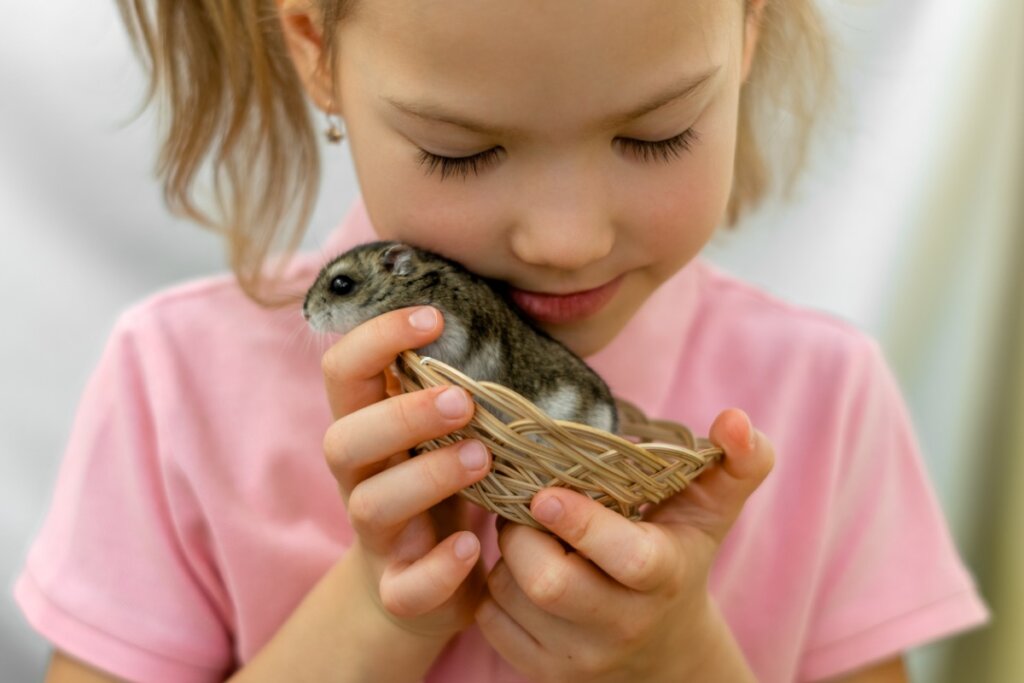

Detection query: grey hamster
xmin=303 ymin=241 xmax=618 ymax=433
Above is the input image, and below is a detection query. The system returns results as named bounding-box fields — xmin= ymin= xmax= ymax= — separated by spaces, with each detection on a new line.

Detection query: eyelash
xmin=618 ymin=128 xmax=700 ymax=162
xmin=416 ymin=128 xmax=699 ymax=180
xmin=416 ymin=147 xmax=503 ymax=180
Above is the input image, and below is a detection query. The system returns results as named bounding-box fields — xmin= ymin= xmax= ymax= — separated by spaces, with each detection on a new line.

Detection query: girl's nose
xmin=508 ymin=165 xmax=616 ymax=271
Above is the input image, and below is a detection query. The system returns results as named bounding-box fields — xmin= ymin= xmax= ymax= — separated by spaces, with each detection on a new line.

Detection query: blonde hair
xmin=116 ymin=0 xmax=833 ymax=304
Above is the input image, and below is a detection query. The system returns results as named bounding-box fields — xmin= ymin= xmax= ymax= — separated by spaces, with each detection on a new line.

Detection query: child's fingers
xmin=378 ymin=531 xmax=482 ymax=619
xmin=347 ymin=441 xmax=492 ymax=543
xmin=709 ymin=408 xmax=772 ymax=481
xmin=528 ymin=489 xmax=677 ymax=592
xmin=706 ymin=408 xmax=774 ymax=497
xmin=475 ymin=596 xmax=543 ymax=673
xmin=492 ymin=525 xmax=633 ymax=622
xmin=321 ymin=306 xmax=444 ymax=420
xmin=323 ymin=384 xmax=475 ymax=494
xmin=681 ymin=408 xmax=774 ymax=540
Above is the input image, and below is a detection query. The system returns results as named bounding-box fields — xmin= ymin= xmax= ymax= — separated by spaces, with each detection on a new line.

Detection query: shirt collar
xmin=322 ymin=199 xmax=702 ymax=419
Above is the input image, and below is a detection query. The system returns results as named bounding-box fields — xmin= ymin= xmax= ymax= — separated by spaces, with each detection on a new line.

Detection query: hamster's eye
xmin=329 ymin=275 xmax=355 ymax=296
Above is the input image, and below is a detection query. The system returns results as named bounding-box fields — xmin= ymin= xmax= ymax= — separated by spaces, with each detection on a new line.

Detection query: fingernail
xmin=458 ymin=440 xmax=488 ymax=470
xmin=454 ymin=533 xmax=479 ymax=560
xmin=408 ymin=306 xmax=437 ymax=331
xmin=533 ymin=495 xmax=563 ymax=525
xmin=746 ymin=413 xmax=757 ymax=449
xmin=435 ymin=386 xmax=469 ymax=418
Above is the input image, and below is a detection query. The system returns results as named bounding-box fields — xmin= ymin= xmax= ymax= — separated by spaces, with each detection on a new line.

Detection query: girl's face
xmin=326 ymin=0 xmax=755 ymax=356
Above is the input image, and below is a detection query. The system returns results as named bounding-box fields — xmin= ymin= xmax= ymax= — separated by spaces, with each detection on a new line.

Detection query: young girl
xmin=16 ymin=0 xmax=987 ymax=681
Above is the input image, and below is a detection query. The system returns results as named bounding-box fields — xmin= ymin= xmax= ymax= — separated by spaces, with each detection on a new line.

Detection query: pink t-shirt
xmin=15 ymin=200 xmax=987 ymax=682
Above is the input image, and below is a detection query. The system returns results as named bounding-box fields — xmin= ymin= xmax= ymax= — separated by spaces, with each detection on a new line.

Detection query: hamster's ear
xmin=382 ymin=244 xmax=416 ymax=276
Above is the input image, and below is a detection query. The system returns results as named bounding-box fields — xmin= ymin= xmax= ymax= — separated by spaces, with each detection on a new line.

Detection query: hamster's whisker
xmin=284 ymin=308 xmax=338 ymax=358
xmin=277 ymin=298 xmax=330 ymax=358
xmin=278 ymin=316 xmax=312 ymax=355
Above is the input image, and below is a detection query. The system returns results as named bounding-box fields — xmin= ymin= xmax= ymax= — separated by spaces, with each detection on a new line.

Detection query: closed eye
xmin=615 ymin=128 xmax=699 ymax=162
xmin=416 ymin=127 xmax=699 ymax=181
xmin=416 ymin=147 xmax=503 ymax=180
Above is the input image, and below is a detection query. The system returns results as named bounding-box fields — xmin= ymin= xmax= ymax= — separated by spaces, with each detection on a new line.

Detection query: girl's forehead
xmin=341 ymin=0 xmax=740 ymax=126
xmin=352 ymin=0 xmax=737 ymax=66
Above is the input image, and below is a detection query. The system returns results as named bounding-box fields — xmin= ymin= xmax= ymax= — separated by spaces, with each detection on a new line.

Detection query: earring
xmin=324 ymin=107 xmax=345 ymax=144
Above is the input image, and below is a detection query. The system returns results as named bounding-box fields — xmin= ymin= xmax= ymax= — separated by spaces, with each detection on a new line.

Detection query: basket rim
xmin=398 ymin=350 xmax=721 ymax=455
xmin=395 ymin=349 xmax=723 ymax=529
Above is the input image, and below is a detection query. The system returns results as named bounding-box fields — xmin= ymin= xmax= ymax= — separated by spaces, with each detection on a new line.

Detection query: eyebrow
xmin=384 ymin=66 xmax=720 ymax=137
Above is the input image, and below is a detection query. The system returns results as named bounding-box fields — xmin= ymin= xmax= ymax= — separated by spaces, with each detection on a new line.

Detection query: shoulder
xmin=682 ymin=269 xmax=988 ymax=678
xmin=689 ymin=259 xmax=886 ymax=383
xmin=117 ymin=274 xmax=260 ymax=346
xmin=114 ymin=254 xmax=322 ymax=351
xmin=99 ymin=255 xmax=326 ymax=419
xmin=86 ymin=255 xmax=331 ymax=475
xmin=664 ymin=260 xmax=898 ymax=450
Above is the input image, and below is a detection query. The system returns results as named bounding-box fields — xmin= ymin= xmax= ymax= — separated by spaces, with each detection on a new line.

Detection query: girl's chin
xmin=536 ymin=304 xmax=632 ymax=358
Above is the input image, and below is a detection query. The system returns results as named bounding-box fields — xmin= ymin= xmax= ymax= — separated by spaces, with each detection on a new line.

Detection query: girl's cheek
xmin=620 ymin=143 xmax=735 ymax=277
xmin=671 ymin=116 xmax=740 ymax=224
xmin=379 ymin=177 xmax=513 ymax=265
xmin=636 ymin=150 xmax=729 ymax=231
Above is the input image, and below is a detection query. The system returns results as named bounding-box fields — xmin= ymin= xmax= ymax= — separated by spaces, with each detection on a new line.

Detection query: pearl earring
xmin=324 ymin=105 xmax=345 ymax=144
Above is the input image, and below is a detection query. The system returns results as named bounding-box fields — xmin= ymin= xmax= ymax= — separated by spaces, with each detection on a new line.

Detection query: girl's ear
xmin=277 ymin=0 xmax=338 ymax=113
xmin=741 ymin=0 xmax=767 ymax=83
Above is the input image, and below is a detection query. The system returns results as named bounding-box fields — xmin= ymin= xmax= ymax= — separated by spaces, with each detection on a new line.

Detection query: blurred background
xmin=1 ymin=0 xmax=1020 ymax=680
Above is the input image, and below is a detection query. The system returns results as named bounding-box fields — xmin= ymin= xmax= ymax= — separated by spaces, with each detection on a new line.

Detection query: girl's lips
xmin=508 ymin=276 xmax=624 ymax=325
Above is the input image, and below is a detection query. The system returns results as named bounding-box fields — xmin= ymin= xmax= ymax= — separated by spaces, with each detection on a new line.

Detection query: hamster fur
xmin=303 ymin=241 xmax=618 ymax=433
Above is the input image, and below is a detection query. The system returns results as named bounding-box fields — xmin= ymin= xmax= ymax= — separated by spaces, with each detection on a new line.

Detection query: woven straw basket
xmin=395 ymin=350 xmax=722 ymax=530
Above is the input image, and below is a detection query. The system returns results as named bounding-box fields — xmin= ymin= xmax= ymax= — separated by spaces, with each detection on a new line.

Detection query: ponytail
xmin=117 ymin=0 xmax=321 ymax=304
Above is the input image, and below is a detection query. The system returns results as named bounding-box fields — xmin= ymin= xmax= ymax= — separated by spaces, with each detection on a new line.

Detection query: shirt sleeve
xmin=797 ymin=338 xmax=989 ymax=680
xmin=13 ymin=311 xmax=233 ymax=683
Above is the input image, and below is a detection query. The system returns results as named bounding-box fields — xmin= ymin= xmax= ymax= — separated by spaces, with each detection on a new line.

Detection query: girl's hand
xmin=321 ymin=306 xmax=492 ymax=639
xmin=475 ymin=409 xmax=774 ymax=682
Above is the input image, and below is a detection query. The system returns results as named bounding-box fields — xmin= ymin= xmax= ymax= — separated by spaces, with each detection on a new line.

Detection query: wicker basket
xmin=395 ymin=350 xmax=722 ymax=530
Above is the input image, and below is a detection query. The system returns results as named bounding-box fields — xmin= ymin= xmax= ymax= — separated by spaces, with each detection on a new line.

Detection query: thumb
xmin=709 ymin=408 xmax=773 ymax=484
xmin=649 ymin=408 xmax=774 ymax=542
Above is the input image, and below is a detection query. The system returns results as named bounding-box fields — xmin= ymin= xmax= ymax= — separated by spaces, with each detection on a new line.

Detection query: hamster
xmin=303 ymin=241 xmax=618 ymax=433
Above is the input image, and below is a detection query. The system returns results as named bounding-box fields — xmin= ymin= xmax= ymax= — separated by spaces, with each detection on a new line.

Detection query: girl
xmin=16 ymin=0 xmax=987 ymax=681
